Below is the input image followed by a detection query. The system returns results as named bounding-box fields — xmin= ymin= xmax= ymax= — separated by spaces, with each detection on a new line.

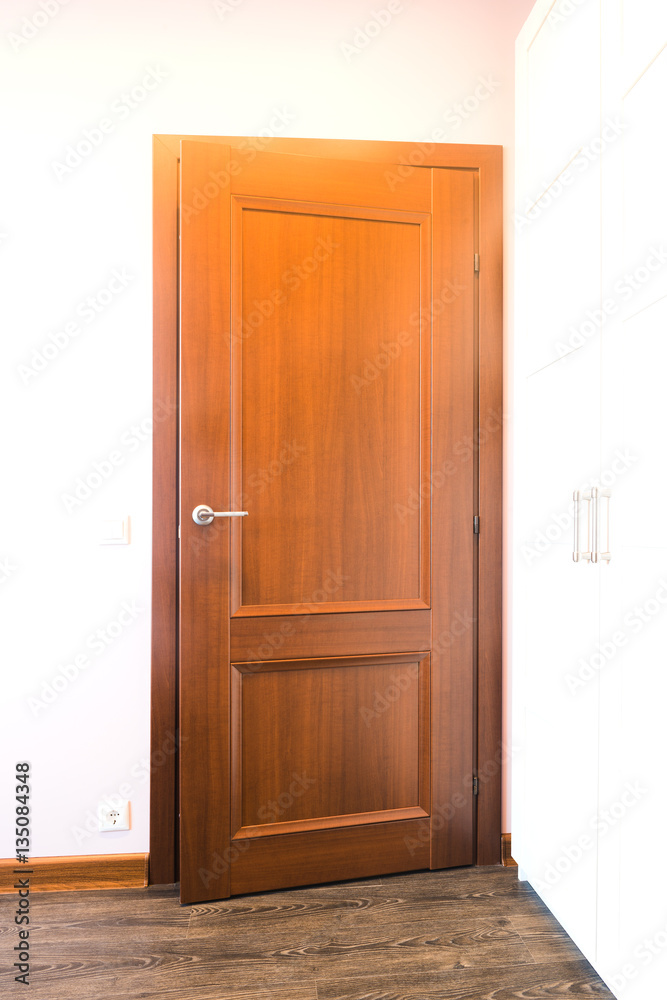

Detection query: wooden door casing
xmin=151 ymin=135 xmax=503 ymax=890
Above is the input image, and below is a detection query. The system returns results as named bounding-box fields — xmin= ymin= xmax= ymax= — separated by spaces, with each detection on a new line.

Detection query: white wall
xmin=2 ymin=0 xmax=532 ymax=859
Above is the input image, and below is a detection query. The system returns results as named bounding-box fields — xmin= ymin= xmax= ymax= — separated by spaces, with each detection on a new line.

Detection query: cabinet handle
xmin=598 ymin=488 xmax=611 ymax=562
xmin=573 ymin=490 xmax=592 ymax=563
xmin=590 ymin=487 xmax=612 ymax=563
xmin=576 ymin=488 xmax=611 ymax=564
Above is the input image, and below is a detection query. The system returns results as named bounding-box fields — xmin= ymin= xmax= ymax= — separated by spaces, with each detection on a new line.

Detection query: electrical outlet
xmin=99 ymin=800 xmax=130 ymax=832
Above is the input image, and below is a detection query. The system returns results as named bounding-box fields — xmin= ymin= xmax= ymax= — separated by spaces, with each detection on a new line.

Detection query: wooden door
xmin=179 ymin=140 xmax=477 ymax=904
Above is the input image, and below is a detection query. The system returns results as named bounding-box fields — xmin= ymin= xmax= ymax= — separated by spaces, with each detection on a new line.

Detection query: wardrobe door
xmin=515 ymin=0 xmax=601 ymax=378
xmin=514 ymin=0 xmax=604 ymax=962
xmin=515 ymin=340 xmax=601 ymax=961
xmin=598 ymin=39 xmax=667 ymax=998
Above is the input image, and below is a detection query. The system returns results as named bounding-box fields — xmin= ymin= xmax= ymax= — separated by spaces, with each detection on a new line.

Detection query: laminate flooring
xmin=1 ymin=865 xmax=617 ymax=999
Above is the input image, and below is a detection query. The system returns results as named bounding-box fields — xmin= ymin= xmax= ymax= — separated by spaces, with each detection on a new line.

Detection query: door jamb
xmin=150 ymin=134 xmax=503 ymax=885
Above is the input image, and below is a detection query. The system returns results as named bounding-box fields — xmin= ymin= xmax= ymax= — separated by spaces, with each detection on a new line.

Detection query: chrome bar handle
xmin=574 ymin=490 xmax=593 ymax=562
xmin=599 ymin=489 xmax=611 ymax=562
xmin=591 ymin=487 xmax=599 ymax=563
xmin=192 ymin=504 xmax=248 ymax=525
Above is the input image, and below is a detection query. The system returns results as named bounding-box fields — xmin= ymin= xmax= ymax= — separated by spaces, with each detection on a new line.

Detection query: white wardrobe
xmin=513 ymin=1 xmax=667 ymax=997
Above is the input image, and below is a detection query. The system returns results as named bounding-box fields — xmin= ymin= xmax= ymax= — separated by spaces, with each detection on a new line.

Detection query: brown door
xmin=179 ymin=140 xmax=477 ymax=904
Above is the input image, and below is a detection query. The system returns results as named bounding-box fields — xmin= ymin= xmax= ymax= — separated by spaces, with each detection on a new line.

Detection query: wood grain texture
xmin=150 ymin=134 xmax=180 ymax=886
xmin=230 ymin=197 xmax=430 ymax=614
xmin=476 ymin=147 xmax=504 ymax=866
xmin=180 ymin=148 xmax=457 ymax=901
xmin=0 ymin=853 xmax=148 ymax=893
xmin=502 ymin=833 xmax=518 ymax=867
xmin=230 ymin=654 xmax=430 ymax=839
xmin=0 ymin=868 xmax=614 ymax=999
xmin=225 ymin=149 xmax=432 ymax=212
xmin=430 ymin=168 xmax=476 ymax=870
xmin=152 ymin=136 xmax=503 ymax=888
xmin=179 ymin=141 xmax=233 ymax=904
xmin=154 ymin=134 xmax=500 ymax=172
xmin=229 ymin=820 xmax=431 ymax=896
xmin=230 ymin=610 xmax=431 ymax=661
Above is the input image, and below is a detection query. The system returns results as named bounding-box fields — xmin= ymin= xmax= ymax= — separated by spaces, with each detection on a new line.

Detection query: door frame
xmin=150 ymin=134 xmax=503 ymax=886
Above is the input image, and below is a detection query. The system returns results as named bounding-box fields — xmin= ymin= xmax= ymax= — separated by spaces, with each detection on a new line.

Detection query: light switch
xmin=100 ymin=516 xmax=130 ymax=545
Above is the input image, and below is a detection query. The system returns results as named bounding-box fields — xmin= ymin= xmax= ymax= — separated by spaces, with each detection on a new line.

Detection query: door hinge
xmin=473 ymin=776 xmax=479 ymax=795
xmin=474 ymin=253 xmax=480 ymax=273
xmin=473 ymin=515 xmax=480 ymax=534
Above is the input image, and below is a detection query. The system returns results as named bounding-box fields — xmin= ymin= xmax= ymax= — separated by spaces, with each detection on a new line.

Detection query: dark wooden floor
xmin=1 ymin=866 xmax=617 ymax=999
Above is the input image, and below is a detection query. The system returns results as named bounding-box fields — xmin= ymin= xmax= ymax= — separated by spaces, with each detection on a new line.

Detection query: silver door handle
xmin=573 ymin=488 xmax=610 ymax=563
xmin=593 ymin=487 xmax=611 ymax=563
xmin=192 ymin=505 xmax=248 ymax=525
xmin=591 ymin=487 xmax=599 ymax=564
xmin=573 ymin=490 xmax=592 ymax=562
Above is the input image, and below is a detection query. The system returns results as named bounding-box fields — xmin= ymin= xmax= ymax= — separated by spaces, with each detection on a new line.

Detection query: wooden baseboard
xmin=501 ymin=834 xmax=517 ymax=867
xmin=0 ymin=853 xmax=149 ymax=893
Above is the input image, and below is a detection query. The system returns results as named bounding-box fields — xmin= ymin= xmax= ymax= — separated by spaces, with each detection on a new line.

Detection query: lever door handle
xmin=192 ymin=505 xmax=248 ymax=525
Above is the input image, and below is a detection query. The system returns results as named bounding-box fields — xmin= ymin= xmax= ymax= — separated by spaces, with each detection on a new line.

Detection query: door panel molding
xmin=151 ymin=134 xmax=503 ymax=887
xmin=229 ymin=193 xmax=432 ymax=616
xmin=232 ymin=807 xmax=431 ymax=841
xmin=230 ymin=652 xmax=431 ymax=842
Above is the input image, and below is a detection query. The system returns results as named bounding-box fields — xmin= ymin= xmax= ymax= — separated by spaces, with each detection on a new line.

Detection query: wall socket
xmin=99 ymin=800 xmax=131 ymax=832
